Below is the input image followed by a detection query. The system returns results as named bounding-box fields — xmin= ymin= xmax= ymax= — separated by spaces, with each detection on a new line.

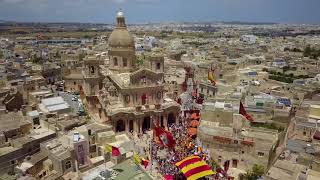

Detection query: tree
xmin=79 ymin=53 xmax=86 ymax=61
xmin=243 ymin=164 xmax=264 ymax=180
xmin=0 ymin=51 xmax=3 ymax=59
xmin=303 ymin=45 xmax=312 ymax=57
xmin=137 ymin=56 xmax=144 ymax=66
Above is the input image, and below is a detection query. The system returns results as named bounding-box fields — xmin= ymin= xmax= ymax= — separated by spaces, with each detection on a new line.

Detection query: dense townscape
xmin=0 ymin=9 xmax=320 ymax=180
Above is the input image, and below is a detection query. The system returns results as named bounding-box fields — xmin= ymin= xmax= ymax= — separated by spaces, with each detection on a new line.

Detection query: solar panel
xmin=277 ymin=98 xmax=291 ymax=107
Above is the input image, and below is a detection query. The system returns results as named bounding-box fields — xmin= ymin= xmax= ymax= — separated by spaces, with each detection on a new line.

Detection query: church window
xmin=142 ymin=76 xmax=147 ymax=84
xmin=123 ymin=58 xmax=127 ymax=67
xmin=114 ymin=57 xmax=118 ymax=66
xmin=90 ymin=66 xmax=95 ymax=74
xmin=125 ymin=94 xmax=130 ymax=104
xmin=78 ymin=145 xmax=84 ymax=152
xmin=157 ymin=91 xmax=162 ymax=99
xmin=65 ymin=161 xmax=72 ymax=169
xmin=156 ymin=62 xmax=161 ymax=70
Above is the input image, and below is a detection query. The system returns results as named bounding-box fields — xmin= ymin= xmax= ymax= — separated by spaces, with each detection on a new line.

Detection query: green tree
xmin=0 ymin=51 xmax=3 ymax=59
xmin=137 ymin=56 xmax=144 ymax=66
xmin=303 ymin=45 xmax=312 ymax=57
xmin=79 ymin=53 xmax=86 ymax=61
xmin=243 ymin=164 xmax=264 ymax=180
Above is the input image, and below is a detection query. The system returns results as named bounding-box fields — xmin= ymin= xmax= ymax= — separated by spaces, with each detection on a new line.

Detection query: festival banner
xmin=175 ymin=155 xmax=215 ymax=180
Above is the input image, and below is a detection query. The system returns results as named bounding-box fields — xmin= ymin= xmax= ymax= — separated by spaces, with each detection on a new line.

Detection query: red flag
xmin=141 ymin=158 xmax=149 ymax=168
xmin=164 ymin=175 xmax=174 ymax=180
xmin=223 ymin=160 xmax=230 ymax=172
xmin=239 ymin=101 xmax=254 ymax=122
xmin=111 ymin=146 xmax=120 ymax=156
xmin=154 ymin=126 xmax=175 ymax=148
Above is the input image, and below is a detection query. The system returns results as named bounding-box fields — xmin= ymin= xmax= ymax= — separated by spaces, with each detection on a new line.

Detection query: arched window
xmin=116 ymin=119 xmax=125 ymax=132
xmin=113 ymin=57 xmax=118 ymax=66
xmin=90 ymin=66 xmax=95 ymax=74
xmin=123 ymin=58 xmax=127 ymax=67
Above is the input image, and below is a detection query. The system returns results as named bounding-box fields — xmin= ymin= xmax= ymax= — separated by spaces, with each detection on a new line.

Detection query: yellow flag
xmin=133 ymin=153 xmax=141 ymax=165
xmin=104 ymin=144 xmax=112 ymax=153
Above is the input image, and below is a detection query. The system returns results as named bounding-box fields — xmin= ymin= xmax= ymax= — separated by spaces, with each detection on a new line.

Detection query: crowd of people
xmin=151 ymin=119 xmax=201 ymax=178
xmin=130 ymin=113 xmax=220 ymax=179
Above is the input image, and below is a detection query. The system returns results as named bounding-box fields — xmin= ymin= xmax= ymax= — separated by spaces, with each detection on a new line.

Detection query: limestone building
xmin=82 ymin=10 xmax=180 ymax=133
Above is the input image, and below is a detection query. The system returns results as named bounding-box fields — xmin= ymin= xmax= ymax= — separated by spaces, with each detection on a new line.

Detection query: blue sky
xmin=0 ymin=0 xmax=319 ymax=24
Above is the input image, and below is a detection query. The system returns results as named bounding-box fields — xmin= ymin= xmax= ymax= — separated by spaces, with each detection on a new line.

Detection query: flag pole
xmin=150 ymin=115 xmax=155 ymax=174
xmin=103 ymin=146 xmax=107 ymax=172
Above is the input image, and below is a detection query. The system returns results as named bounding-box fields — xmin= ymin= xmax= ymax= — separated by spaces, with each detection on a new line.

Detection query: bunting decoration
xmin=175 ymin=155 xmax=215 ymax=180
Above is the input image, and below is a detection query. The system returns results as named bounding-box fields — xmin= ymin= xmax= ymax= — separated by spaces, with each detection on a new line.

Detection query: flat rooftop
xmin=0 ymin=146 xmax=18 ymax=156
xmin=0 ymin=112 xmax=30 ymax=133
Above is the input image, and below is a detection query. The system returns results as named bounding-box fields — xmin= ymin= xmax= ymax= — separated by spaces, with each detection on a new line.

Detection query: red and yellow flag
xmin=104 ymin=144 xmax=120 ymax=156
xmin=175 ymin=155 xmax=215 ymax=180
xmin=141 ymin=157 xmax=149 ymax=168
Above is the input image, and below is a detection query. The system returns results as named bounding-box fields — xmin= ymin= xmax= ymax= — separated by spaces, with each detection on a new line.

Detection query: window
xmin=123 ymin=58 xmax=127 ymax=67
xmin=65 ymin=161 xmax=72 ymax=169
xmin=303 ymin=131 xmax=307 ymax=136
xmin=258 ymin=152 xmax=264 ymax=157
xmin=74 ymin=81 xmax=76 ymax=85
xmin=142 ymin=76 xmax=147 ymax=84
xmin=232 ymin=159 xmax=238 ymax=168
xmin=78 ymin=145 xmax=84 ymax=152
xmin=156 ymin=62 xmax=161 ymax=70
xmin=113 ymin=57 xmax=118 ymax=66
xmin=90 ymin=66 xmax=95 ymax=74
xmin=218 ymin=156 xmax=222 ymax=163
xmin=125 ymin=95 xmax=130 ymax=104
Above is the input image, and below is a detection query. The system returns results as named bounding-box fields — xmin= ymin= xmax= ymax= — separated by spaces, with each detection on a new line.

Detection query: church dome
xmin=108 ymin=10 xmax=134 ymax=48
xmin=108 ymin=29 xmax=134 ymax=47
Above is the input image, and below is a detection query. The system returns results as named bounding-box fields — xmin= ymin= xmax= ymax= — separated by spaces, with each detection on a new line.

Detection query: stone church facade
xmin=82 ymin=11 xmax=180 ymax=133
